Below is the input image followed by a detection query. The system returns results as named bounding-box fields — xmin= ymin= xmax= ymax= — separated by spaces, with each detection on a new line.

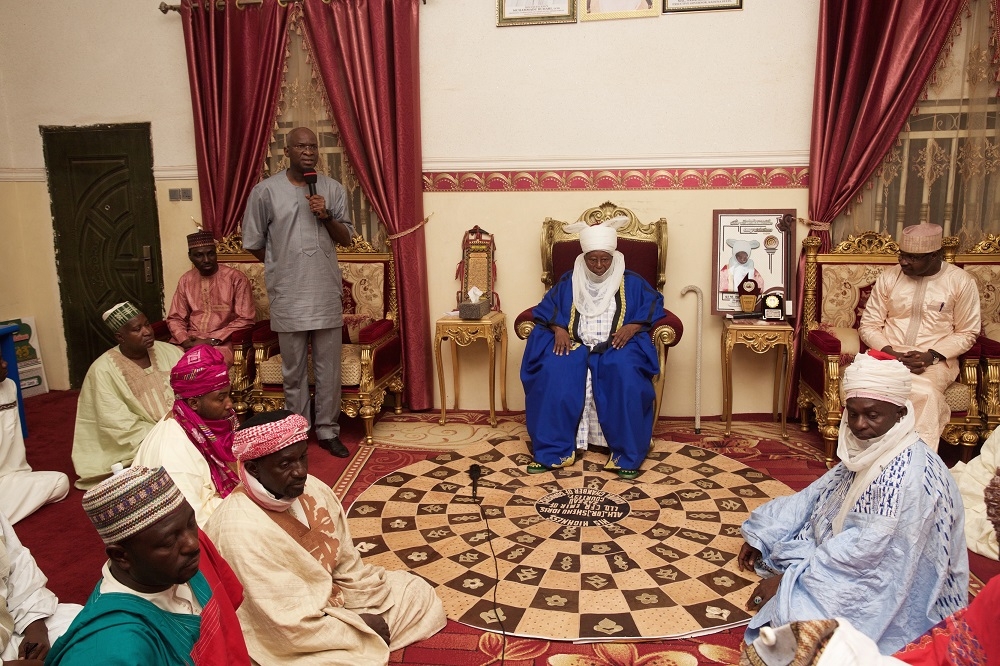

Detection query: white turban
xmin=841 ymin=351 xmax=912 ymax=406
xmin=562 ymin=215 xmax=629 ymax=316
xmin=563 ymin=215 xmax=629 ymax=254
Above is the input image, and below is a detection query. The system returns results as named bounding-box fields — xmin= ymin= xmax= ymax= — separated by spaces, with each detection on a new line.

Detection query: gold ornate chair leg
xmin=360 ymin=400 xmax=376 ymax=445
xmin=797 ymin=392 xmax=811 ymax=432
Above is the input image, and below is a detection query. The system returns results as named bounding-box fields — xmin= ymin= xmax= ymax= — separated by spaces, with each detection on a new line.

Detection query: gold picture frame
xmin=497 ymin=0 xmax=577 ymax=26
xmin=663 ymin=0 xmax=742 ymax=13
xmin=580 ymin=0 xmax=659 ymax=22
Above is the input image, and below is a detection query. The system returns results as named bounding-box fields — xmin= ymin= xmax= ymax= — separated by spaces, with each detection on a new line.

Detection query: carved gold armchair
xmin=513 ymin=202 xmax=683 ymax=422
xmin=953 ymin=234 xmax=1000 ymax=441
xmin=798 ymin=232 xmax=981 ymax=462
xmin=247 ymin=237 xmax=403 ymax=443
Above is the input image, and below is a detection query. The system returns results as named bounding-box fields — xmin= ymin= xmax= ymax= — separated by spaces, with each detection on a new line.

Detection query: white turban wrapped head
xmin=841 ymin=351 xmax=912 ymax=406
xmin=562 ymin=215 xmax=630 ymax=316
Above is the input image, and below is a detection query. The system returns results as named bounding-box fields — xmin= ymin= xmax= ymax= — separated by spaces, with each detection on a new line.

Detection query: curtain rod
xmin=159 ymin=0 xmax=425 ymax=12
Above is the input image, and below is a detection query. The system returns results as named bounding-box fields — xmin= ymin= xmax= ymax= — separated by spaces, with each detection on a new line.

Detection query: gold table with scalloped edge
xmin=721 ymin=318 xmax=795 ymax=438
xmin=435 ymin=311 xmax=508 ymax=427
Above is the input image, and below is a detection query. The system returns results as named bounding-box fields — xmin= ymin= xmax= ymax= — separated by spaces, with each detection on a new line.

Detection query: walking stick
xmin=680 ymin=285 xmax=703 ymax=434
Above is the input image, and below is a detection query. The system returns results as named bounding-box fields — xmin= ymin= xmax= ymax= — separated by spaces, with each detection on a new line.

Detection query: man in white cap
xmin=72 ymin=302 xmax=183 ymax=489
xmin=520 ymin=216 xmax=667 ymax=479
xmin=738 ymin=351 xmax=968 ymax=654
xmin=858 ymin=223 xmax=981 ymax=449
xmin=205 ymin=410 xmax=446 ymax=665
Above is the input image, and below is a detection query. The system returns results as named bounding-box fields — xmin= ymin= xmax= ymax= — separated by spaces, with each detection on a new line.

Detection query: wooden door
xmin=42 ymin=124 xmax=164 ymax=388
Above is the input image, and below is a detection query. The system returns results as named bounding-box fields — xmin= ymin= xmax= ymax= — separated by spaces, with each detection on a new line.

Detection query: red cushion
xmin=978 ymin=335 xmax=1000 ymax=357
xmin=807 ymin=329 xmax=842 ymax=355
xmin=372 ymin=334 xmax=402 ymax=380
xmin=799 ymin=348 xmax=827 ymax=395
xmin=251 ymin=320 xmax=276 ymax=343
xmin=359 ymin=319 xmax=394 ymax=345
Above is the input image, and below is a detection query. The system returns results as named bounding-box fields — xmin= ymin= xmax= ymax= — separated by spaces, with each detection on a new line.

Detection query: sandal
xmin=527 ymin=461 xmax=550 ymax=474
xmin=617 ymin=469 xmax=640 ymax=480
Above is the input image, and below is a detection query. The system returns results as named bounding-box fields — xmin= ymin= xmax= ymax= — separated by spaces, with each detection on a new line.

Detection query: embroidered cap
xmin=899 ymin=223 xmax=943 ymax=254
xmin=101 ymin=301 xmax=143 ymax=333
xmin=187 ymin=231 xmax=215 ymax=250
xmin=82 ymin=466 xmax=185 ymax=545
xmin=233 ymin=410 xmax=310 ymax=462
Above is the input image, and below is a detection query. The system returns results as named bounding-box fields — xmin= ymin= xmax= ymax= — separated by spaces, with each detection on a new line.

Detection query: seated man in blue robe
xmin=520 ymin=216 xmax=666 ymax=479
xmin=738 ymin=351 xmax=968 ymax=654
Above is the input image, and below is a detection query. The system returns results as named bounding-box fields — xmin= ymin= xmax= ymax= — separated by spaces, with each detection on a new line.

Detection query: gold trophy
xmin=738 ymin=278 xmax=760 ymax=313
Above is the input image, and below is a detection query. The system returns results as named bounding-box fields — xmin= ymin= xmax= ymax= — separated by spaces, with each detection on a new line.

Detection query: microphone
xmin=469 ymin=464 xmax=482 ymax=502
xmin=302 ymin=169 xmax=318 ymax=197
xmin=302 ymin=170 xmax=320 ymax=219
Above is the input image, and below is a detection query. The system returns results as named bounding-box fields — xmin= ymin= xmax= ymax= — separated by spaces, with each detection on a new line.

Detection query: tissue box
xmin=459 ymin=299 xmax=491 ymax=320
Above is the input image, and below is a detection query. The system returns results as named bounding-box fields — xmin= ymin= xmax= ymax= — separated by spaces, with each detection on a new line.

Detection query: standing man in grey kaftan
xmin=242 ymin=127 xmax=354 ymax=458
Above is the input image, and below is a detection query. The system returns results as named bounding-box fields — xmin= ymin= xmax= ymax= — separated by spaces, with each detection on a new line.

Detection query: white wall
xmin=0 ymin=0 xmax=820 ymax=419
xmin=419 ymin=0 xmax=818 ymax=168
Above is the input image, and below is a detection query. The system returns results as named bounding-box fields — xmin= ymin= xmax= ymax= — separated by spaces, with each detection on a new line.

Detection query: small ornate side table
xmin=721 ymin=319 xmax=795 ymax=438
xmin=434 ymin=311 xmax=508 ymax=427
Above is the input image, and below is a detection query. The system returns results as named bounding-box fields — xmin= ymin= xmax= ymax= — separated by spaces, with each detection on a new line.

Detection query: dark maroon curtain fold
xmin=301 ymin=0 xmax=432 ymax=410
xmin=180 ymin=0 xmax=290 ymax=239
xmin=809 ymin=0 xmax=964 ymax=237
xmin=788 ymin=0 xmax=964 ymax=417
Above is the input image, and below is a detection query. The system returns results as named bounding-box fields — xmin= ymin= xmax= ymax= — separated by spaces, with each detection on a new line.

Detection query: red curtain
xmin=809 ymin=0 xmax=965 ymax=244
xmin=180 ymin=0 xmax=290 ymax=239
xmin=788 ymin=0 xmax=965 ymax=416
xmin=301 ymin=0 xmax=433 ymax=410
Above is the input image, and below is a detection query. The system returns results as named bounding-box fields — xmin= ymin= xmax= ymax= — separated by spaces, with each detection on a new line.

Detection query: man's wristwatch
xmin=929 ymin=350 xmax=944 ymax=364
xmin=210 ymin=338 xmax=222 ymax=346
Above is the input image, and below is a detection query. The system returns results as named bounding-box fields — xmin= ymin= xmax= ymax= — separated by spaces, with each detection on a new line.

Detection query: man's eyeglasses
xmin=291 ymin=143 xmax=318 ymax=152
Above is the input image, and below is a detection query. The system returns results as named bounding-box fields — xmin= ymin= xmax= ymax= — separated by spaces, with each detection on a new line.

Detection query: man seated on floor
xmin=0 ymin=357 xmax=68 ymax=523
xmin=133 ymin=344 xmax=239 ymax=527
xmin=738 ymin=351 xmax=968 ymax=654
xmin=72 ymin=302 xmax=183 ymax=489
xmin=858 ymin=222 xmax=981 ymax=450
xmin=0 ymin=510 xmax=80 ymax=665
xmin=205 ymin=410 xmax=446 ymax=664
xmin=47 ymin=466 xmax=250 ymax=665
xmin=741 ymin=465 xmax=1000 ymax=666
xmin=950 ymin=425 xmax=1000 ymax=560
xmin=166 ymin=230 xmax=255 ymax=367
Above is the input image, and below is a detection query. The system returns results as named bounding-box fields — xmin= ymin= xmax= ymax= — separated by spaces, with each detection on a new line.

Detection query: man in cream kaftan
xmin=207 ymin=477 xmax=444 ymax=665
xmin=205 ymin=411 xmax=445 ymax=665
xmin=72 ymin=340 xmax=182 ymax=489
xmin=858 ymin=224 xmax=980 ymax=449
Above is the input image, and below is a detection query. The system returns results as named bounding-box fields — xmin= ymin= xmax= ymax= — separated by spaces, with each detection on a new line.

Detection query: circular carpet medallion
xmin=347 ymin=439 xmax=793 ymax=642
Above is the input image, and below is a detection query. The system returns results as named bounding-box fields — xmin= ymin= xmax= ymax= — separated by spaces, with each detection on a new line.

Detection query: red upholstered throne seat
xmin=798 ymin=232 xmax=981 ymax=462
xmin=228 ymin=236 xmax=403 ymax=444
xmin=514 ymin=202 xmax=683 ymax=421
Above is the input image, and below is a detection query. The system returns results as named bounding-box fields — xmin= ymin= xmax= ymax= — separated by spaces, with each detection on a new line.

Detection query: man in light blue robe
xmin=738 ymin=351 xmax=968 ymax=654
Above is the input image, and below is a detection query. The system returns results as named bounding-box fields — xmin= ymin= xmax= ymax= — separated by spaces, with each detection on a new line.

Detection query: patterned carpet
xmin=337 ymin=413 xmax=831 ymax=664
xmin=349 ymin=439 xmax=794 ymax=642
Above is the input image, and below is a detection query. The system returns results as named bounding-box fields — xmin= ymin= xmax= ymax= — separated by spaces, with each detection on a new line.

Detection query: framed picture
xmin=579 ymin=0 xmax=659 ymax=22
xmin=497 ymin=0 xmax=577 ymax=26
xmin=711 ymin=209 xmax=795 ymax=316
xmin=663 ymin=0 xmax=742 ymax=13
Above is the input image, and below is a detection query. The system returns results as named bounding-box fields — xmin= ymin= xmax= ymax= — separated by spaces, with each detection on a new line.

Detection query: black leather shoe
xmin=318 ymin=436 xmax=350 ymax=458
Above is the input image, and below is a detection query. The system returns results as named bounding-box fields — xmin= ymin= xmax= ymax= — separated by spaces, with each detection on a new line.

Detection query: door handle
xmin=142 ymin=245 xmax=153 ymax=283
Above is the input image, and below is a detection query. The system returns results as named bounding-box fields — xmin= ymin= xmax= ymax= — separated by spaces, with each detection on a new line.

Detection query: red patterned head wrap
xmin=233 ymin=411 xmax=310 ymax=462
xmin=171 ymin=344 xmax=230 ymax=399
